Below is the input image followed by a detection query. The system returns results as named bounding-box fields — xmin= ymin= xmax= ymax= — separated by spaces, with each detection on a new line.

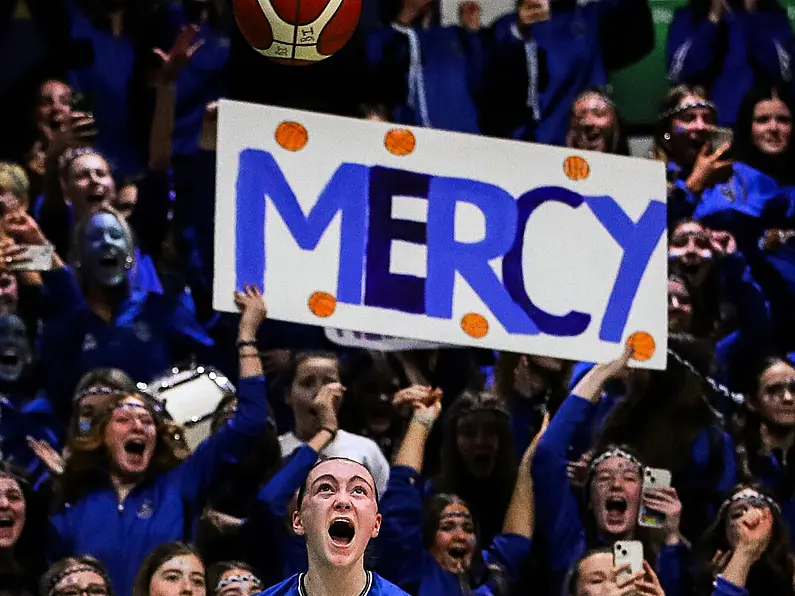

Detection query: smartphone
xmin=8 ymin=245 xmax=54 ymax=271
xmin=638 ymin=467 xmax=672 ymax=528
xmin=614 ymin=540 xmax=643 ymax=579
xmin=710 ymin=127 xmax=733 ymax=151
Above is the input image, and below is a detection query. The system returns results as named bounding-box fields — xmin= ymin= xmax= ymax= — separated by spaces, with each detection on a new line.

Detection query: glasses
xmin=762 ymin=379 xmax=795 ymax=400
xmin=54 ymin=586 xmax=108 ymax=596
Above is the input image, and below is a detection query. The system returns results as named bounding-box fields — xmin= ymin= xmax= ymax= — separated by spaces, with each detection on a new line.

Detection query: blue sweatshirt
xmin=367 ymin=25 xmax=484 ymax=134
xmin=669 ymin=163 xmax=795 ymax=253
xmin=488 ymin=0 xmax=653 ymax=146
xmin=712 ymin=576 xmax=748 ymax=596
xmin=667 ymin=5 xmax=795 ymax=126
xmin=532 ymin=395 xmax=690 ymax=596
xmin=376 ymin=465 xmax=532 ymax=596
xmin=260 ymin=571 xmax=409 ymax=595
xmin=47 ymin=375 xmax=268 ymax=596
xmin=0 ymin=394 xmax=59 ymax=484
xmin=38 ymin=267 xmax=212 ymax=417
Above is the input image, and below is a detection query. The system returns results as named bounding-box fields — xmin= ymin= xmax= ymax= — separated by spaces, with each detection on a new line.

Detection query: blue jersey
xmin=259 ymin=572 xmax=409 ymax=596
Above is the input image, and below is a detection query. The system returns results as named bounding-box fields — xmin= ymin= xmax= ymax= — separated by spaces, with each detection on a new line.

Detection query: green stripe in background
xmin=610 ymin=0 xmax=795 ymax=126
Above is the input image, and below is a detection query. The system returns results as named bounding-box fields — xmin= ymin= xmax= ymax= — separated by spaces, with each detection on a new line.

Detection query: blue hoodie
xmin=47 ymin=375 xmax=268 ymax=596
xmin=376 ymin=465 xmax=532 ymax=596
xmin=667 ymin=4 xmax=795 ymax=126
xmin=487 ymin=0 xmax=653 ymax=145
xmin=367 ymin=24 xmax=484 ymax=133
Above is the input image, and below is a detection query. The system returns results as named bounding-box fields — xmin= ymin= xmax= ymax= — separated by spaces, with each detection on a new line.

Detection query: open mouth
xmin=124 ymin=439 xmax=146 ymax=456
xmin=0 ymin=518 xmax=13 ymax=529
xmin=99 ymin=253 xmax=120 ymax=269
xmin=0 ymin=350 xmax=19 ymax=368
xmin=448 ymin=546 xmax=468 ymax=559
xmin=87 ymin=190 xmax=106 ymax=205
xmin=328 ymin=519 xmax=355 ymax=546
xmin=606 ymin=497 xmax=628 ymax=514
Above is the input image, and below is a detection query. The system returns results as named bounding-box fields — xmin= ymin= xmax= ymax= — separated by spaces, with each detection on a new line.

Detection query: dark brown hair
xmin=132 ymin=542 xmax=203 ymax=596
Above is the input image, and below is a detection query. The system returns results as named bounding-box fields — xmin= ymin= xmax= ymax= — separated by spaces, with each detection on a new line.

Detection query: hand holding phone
xmin=638 ymin=467 xmax=671 ymax=528
xmin=8 ymin=244 xmax=54 ymax=271
xmin=614 ymin=540 xmax=643 ymax=583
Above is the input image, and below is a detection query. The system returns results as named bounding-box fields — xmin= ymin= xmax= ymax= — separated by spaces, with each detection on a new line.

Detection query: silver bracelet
xmin=412 ymin=413 xmax=436 ymax=428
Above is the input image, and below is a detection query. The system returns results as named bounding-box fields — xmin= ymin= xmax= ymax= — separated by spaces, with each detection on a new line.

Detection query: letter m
xmin=234 ymin=149 xmax=368 ymax=303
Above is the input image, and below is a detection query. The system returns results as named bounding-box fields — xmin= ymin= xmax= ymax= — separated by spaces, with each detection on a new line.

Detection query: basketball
xmin=308 ymin=291 xmax=337 ymax=317
xmin=626 ymin=331 xmax=655 ymax=361
xmin=275 ymin=121 xmax=309 ymax=151
xmin=233 ymin=0 xmax=362 ymax=65
xmin=385 ymin=129 xmax=416 ymax=156
xmin=461 ymin=313 xmax=489 ymax=339
xmin=564 ymin=156 xmax=590 ymax=180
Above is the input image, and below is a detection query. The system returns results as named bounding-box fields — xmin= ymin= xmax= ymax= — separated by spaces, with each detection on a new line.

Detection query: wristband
xmin=412 ymin=412 xmax=436 ymax=428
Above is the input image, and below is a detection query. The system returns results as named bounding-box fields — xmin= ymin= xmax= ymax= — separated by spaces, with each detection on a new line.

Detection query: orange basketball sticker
xmin=385 ymin=129 xmax=416 ymax=156
xmin=626 ymin=331 xmax=655 ymax=361
xmin=275 ymin=121 xmax=308 ymax=151
xmin=461 ymin=313 xmax=489 ymax=339
xmin=308 ymin=291 xmax=336 ymax=318
xmin=564 ymin=156 xmax=590 ymax=180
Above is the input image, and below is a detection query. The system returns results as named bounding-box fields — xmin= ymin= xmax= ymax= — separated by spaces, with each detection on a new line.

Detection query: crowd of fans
xmin=2 ymin=0 xmax=795 ymax=594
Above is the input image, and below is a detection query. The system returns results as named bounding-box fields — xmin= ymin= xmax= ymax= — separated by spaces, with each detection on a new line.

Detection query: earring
xmin=124 ymin=256 xmax=133 ymax=270
xmin=663 ymin=133 xmax=671 ymax=141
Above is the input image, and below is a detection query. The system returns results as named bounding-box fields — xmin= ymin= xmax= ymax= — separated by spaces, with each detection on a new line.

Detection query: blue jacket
xmin=532 ymin=395 xmax=692 ymax=596
xmin=667 ymin=5 xmax=795 ymax=126
xmin=712 ymin=576 xmax=748 ymax=596
xmin=0 ymin=394 xmax=60 ymax=484
xmin=259 ymin=572 xmax=409 ymax=595
xmin=38 ymin=267 xmax=212 ymax=419
xmin=47 ymin=375 xmax=268 ymax=596
xmin=367 ymin=25 xmax=484 ymax=134
xmin=376 ymin=465 xmax=532 ymax=596
xmin=669 ymin=163 xmax=795 ymax=253
xmin=487 ymin=0 xmax=653 ymax=146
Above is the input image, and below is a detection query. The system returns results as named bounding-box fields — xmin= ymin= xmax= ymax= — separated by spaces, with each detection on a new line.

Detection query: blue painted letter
xmin=585 ymin=196 xmax=667 ymax=342
xmin=364 ymin=167 xmax=429 ymax=314
xmin=235 ymin=149 xmax=368 ymax=303
xmin=502 ymin=186 xmax=591 ymax=336
xmin=426 ymin=176 xmax=538 ymax=334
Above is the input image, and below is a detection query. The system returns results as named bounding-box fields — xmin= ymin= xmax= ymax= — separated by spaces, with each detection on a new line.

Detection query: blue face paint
xmin=79 ymin=419 xmax=93 ymax=435
xmin=82 ymin=212 xmax=133 ymax=287
xmin=0 ymin=313 xmax=30 ymax=383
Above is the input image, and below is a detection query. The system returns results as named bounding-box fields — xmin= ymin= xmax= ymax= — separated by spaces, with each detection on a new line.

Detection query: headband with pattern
xmin=659 ymin=99 xmax=717 ymax=121
xmin=589 ymin=447 xmax=643 ymax=473
xmin=215 ymin=574 xmax=262 ymax=593
xmin=47 ymin=565 xmax=109 ymax=596
xmin=717 ymin=487 xmax=781 ymax=518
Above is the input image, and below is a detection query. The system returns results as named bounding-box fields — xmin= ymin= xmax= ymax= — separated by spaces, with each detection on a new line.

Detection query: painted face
xmin=751 ymin=98 xmax=792 ymax=156
xmin=0 ymin=271 xmax=19 ymax=314
xmin=52 ymin=569 xmax=109 ymax=596
xmin=294 ymin=459 xmax=381 ymax=568
xmin=669 ymin=221 xmax=713 ymax=287
xmin=575 ymin=552 xmax=616 ymax=596
xmin=429 ymin=502 xmax=477 ymax=574
xmin=669 ymin=94 xmax=716 ymax=165
xmin=590 ymin=457 xmax=642 ymax=539
xmin=215 ymin=569 xmax=262 ymax=596
xmin=0 ymin=314 xmax=30 ymax=383
xmin=0 ymin=476 xmax=25 ymax=548
xmin=36 ymin=80 xmax=73 ymax=137
xmin=456 ymin=411 xmax=500 ymax=479
xmin=567 ymin=93 xmax=618 ymax=153
xmin=104 ymin=397 xmax=157 ymax=478
xmin=81 ymin=212 xmax=133 ymax=287
xmin=149 ymin=554 xmax=206 ymax=596
xmin=668 ymin=278 xmax=693 ymax=333
xmin=755 ymin=361 xmax=795 ymax=427
xmin=65 ymin=154 xmax=115 ymax=219
xmin=287 ymin=357 xmax=341 ymax=437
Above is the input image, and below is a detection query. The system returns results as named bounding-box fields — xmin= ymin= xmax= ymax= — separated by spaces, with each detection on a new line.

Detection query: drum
xmin=146 ymin=366 xmax=235 ymax=451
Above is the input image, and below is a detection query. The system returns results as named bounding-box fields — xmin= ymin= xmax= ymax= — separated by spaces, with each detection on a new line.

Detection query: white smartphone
xmin=614 ymin=540 xmax=643 ymax=579
xmin=638 ymin=467 xmax=672 ymax=528
xmin=8 ymin=244 xmax=53 ymax=271
xmin=710 ymin=127 xmax=733 ymax=151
